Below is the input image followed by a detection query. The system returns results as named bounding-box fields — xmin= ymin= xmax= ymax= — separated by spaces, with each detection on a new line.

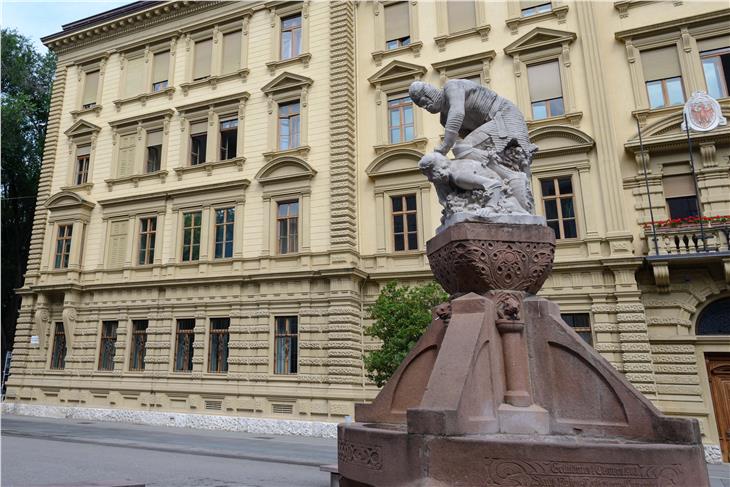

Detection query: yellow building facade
xmin=5 ymin=0 xmax=730 ymax=462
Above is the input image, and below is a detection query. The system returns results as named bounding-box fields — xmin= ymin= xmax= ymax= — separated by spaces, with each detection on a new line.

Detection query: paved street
xmin=1 ymin=415 xmax=336 ymax=487
xmin=2 ymin=414 xmax=729 ymax=487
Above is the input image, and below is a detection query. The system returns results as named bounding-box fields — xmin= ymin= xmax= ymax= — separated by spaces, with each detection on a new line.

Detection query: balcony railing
xmin=645 ymin=223 xmax=730 ymax=256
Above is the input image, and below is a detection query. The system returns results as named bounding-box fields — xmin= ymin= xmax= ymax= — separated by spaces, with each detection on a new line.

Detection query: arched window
xmin=697 ymin=298 xmax=730 ymax=335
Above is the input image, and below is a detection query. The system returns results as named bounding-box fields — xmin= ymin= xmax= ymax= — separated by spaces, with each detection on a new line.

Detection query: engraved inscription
xmin=484 ymin=458 xmax=682 ymax=486
xmin=338 ymin=440 xmax=383 ymax=470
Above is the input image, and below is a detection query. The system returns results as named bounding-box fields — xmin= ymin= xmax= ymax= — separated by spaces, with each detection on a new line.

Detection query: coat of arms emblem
xmin=681 ymin=91 xmax=727 ymax=132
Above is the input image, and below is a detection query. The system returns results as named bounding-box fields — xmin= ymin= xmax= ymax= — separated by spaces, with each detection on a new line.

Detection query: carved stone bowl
xmin=426 ymin=222 xmax=555 ymax=295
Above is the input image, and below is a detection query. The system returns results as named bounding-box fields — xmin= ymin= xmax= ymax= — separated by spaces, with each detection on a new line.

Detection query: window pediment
xmin=255 ymin=157 xmax=316 ymax=185
xmin=368 ymin=60 xmax=427 ymax=87
xmin=261 ymin=71 xmax=313 ymax=96
xmin=529 ymin=126 xmax=594 ymax=159
xmin=625 ymin=108 xmax=730 ymax=153
xmin=108 ymin=109 xmax=175 ymax=128
xmin=64 ymin=120 xmax=101 ymax=138
xmin=504 ymin=27 xmax=576 ymax=57
xmin=366 ymin=149 xmax=424 ymax=179
xmin=45 ymin=191 xmax=95 ymax=211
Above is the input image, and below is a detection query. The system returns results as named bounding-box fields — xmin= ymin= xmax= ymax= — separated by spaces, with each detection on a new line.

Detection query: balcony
xmin=644 ymin=217 xmax=730 ymax=291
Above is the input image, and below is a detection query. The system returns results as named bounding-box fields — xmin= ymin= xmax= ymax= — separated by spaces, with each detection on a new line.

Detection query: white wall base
xmin=1 ymin=403 xmax=337 ymax=438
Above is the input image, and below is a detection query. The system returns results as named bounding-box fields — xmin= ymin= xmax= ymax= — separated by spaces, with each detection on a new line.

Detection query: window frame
xmin=387 ymin=95 xmax=415 ymax=144
xmin=539 ymin=176 xmax=578 ymax=240
xmin=276 ymin=199 xmax=300 ymax=255
xmin=521 ymin=2 xmax=552 ymax=18
xmin=75 ymin=152 xmax=90 ymax=186
xmin=98 ymin=320 xmax=118 ymax=371
xmin=174 ymin=319 xmax=196 ymax=373
xmin=219 ymin=117 xmax=239 ymax=161
xmin=212 ymin=206 xmax=235 ymax=260
xmin=54 ymin=223 xmax=74 ymax=269
xmin=700 ymin=47 xmax=730 ymax=100
xmin=391 ymin=193 xmax=419 ymax=252
xmin=280 ymin=13 xmax=303 ymax=60
xmin=50 ymin=322 xmax=67 ymax=370
xmin=190 ymin=128 xmax=208 ymax=166
xmin=208 ymin=318 xmax=230 ymax=374
xmin=561 ymin=313 xmax=593 ymax=345
xmin=138 ymin=216 xmax=157 ymax=266
xmin=645 ymin=76 xmax=685 ymax=109
xmin=129 ymin=319 xmax=148 ymax=372
xmin=273 ymin=316 xmax=298 ymax=375
xmin=277 ymin=100 xmax=301 ymax=151
xmin=180 ymin=210 xmax=202 ymax=262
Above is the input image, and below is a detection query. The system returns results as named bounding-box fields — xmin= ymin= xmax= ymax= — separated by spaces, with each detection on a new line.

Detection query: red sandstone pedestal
xmin=338 ymin=223 xmax=709 ymax=487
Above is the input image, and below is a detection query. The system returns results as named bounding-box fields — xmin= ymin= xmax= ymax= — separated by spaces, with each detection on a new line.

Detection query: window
xmin=181 ymin=211 xmax=202 ymax=262
xmin=277 ymin=201 xmax=299 ymax=254
xmin=642 ymin=47 xmax=684 ymax=109
xmin=392 ymin=194 xmax=418 ymax=251
xmin=447 ymin=1 xmax=476 ymax=33
xmin=214 ymin=207 xmax=234 ymax=259
xmin=561 ymin=313 xmax=592 ymax=345
xmin=699 ymin=37 xmax=730 ymax=99
xmin=98 ymin=321 xmax=118 ymax=371
xmin=81 ymin=70 xmax=99 ymax=109
xmin=129 ymin=320 xmax=148 ymax=371
xmin=528 ymin=61 xmax=564 ymax=120
xmin=75 ymin=145 xmax=91 ymax=185
xmin=193 ymin=38 xmax=213 ymax=81
xmin=174 ymin=319 xmax=195 ymax=372
xmin=54 ymin=224 xmax=73 ymax=269
xmin=145 ymin=130 xmax=162 ymax=173
xmin=138 ymin=217 xmax=156 ymax=265
xmin=50 ymin=322 xmax=66 ymax=369
xmin=385 ymin=2 xmax=411 ymax=50
xmin=663 ymin=174 xmax=698 ymax=220
xmin=124 ymin=55 xmax=145 ymax=98
xmin=107 ymin=220 xmax=128 ymax=268
xmin=278 ymin=101 xmax=301 ymax=150
xmin=219 ymin=118 xmax=238 ymax=161
xmin=222 ymin=30 xmax=242 ymax=74
xmin=151 ymin=50 xmax=170 ymax=92
xmin=117 ymin=133 xmax=136 ymax=177
xmin=388 ymin=96 xmax=414 ymax=143
xmin=190 ymin=121 xmax=207 ymax=165
xmin=208 ymin=318 xmax=229 ymax=373
xmin=541 ymin=177 xmax=577 ymax=239
xmin=696 ymin=298 xmax=730 ymax=335
xmin=521 ymin=1 xmax=552 ymax=17
xmin=280 ymin=14 xmax=302 ymax=60
xmin=274 ymin=316 xmax=298 ymax=375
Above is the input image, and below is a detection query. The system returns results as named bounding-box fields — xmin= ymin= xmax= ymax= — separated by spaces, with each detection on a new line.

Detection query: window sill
xmin=61 ymin=183 xmax=94 ymax=194
xmin=372 ymin=41 xmax=423 ymax=66
xmin=266 ymin=53 xmax=312 ymax=75
xmin=505 ymin=5 xmax=569 ymax=35
xmin=374 ymin=137 xmax=428 ymax=156
xmin=263 ymin=146 xmax=310 ymax=162
xmin=527 ymin=111 xmax=582 ymax=129
xmin=180 ymin=69 xmax=250 ymax=95
xmin=434 ymin=25 xmax=491 ymax=52
xmin=113 ymin=87 xmax=175 ymax=111
xmin=104 ymin=170 xmax=168 ymax=190
xmin=70 ymin=105 xmax=102 ymax=120
xmin=173 ymin=157 xmax=245 ymax=180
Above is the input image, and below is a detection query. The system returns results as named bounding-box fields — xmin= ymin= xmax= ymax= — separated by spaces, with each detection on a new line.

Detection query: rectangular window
xmin=561 ymin=313 xmax=592 ymax=345
xmin=541 ymin=177 xmax=577 ymax=239
xmin=642 ymin=46 xmax=684 ymax=109
xmin=50 ymin=322 xmax=66 ymax=369
xmin=392 ymin=194 xmax=418 ymax=251
xmin=193 ymin=38 xmax=212 ymax=81
xmin=447 ymin=0 xmax=476 ymax=33
xmin=145 ymin=130 xmax=163 ymax=173
xmin=124 ymin=56 xmax=145 ymax=98
xmin=699 ymin=37 xmax=730 ymax=99
xmin=75 ymin=145 xmax=91 ymax=185
xmin=54 ymin=224 xmax=73 ymax=269
xmin=277 ymin=201 xmax=299 ymax=255
xmin=81 ymin=70 xmax=99 ymax=109
xmin=174 ymin=319 xmax=195 ymax=372
xmin=151 ymin=50 xmax=170 ymax=92
xmin=280 ymin=14 xmax=302 ymax=60
xmin=181 ymin=211 xmax=202 ymax=262
xmin=129 ymin=320 xmax=148 ymax=371
xmin=98 ymin=321 xmax=118 ymax=371
xmin=222 ymin=30 xmax=242 ymax=74
xmin=663 ymin=174 xmax=698 ymax=220
xmin=388 ymin=96 xmax=414 ymax=143
xmin=528 ymin=61 xmax=564 ymax=120
xmin=190 ymin=121 xmax=207 ymax=165
xmin=138 ymin=216 xmax=156 ymax=265
xmin=117 ymin=133 xmax=136 ymax=177
xmin=214 ymin=207 xmax=234 ymax=259
xmin=278 ymin=101 xmax=300 ymax=150
xmin=521 ymin=1 xmax=552 ymax=17
xmin=219 ymin=118 xmax=238 ymax=161
xmin=384 ymin=1 xmax=411 ymax=50
xmin=274 ymin=316 xmax=298 ymax=375
xmin=107 ymin=220 xmax=128 ymax=268
xmin=208 ymin=318 xmax=230 ymax=373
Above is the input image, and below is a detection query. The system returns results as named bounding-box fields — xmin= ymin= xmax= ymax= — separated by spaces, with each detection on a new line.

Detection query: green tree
xmin=1 ymin=29 xmax=56 ymax=371
xmin=364 ymin=281 xmax=448 ymax=387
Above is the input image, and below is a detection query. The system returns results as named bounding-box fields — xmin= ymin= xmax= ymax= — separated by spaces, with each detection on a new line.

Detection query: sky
xmin=2 ymin=1 xmax=130 ymax=51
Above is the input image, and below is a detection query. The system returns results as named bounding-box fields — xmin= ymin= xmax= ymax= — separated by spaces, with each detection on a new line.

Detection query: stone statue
xmin=410 ymin=79 xmax=544 ymax=232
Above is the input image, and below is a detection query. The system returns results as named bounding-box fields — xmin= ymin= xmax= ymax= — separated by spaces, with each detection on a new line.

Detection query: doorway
xmin=706 ymin=354 xmax=730 ymax=462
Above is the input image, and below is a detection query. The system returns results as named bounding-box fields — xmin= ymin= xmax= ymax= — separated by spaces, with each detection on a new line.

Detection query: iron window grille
xmin=274 ymin=316 xmax=298 ymax=375
xmin=208 ymin=318 xmax=230 ymax=373
xmin=50 ymin=322 xmax=67 ymax=370
xmin=129 ymin=320 xmax=148 ymax=371
xmin=174 ymin=319 xmax=195 ymax=372
xmin=98 ymin=321 xmax=118 ymax=371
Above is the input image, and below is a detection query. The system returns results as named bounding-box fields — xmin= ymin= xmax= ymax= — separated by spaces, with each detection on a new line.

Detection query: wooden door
xmin=707 ymin=355 xmax=730 ymax=462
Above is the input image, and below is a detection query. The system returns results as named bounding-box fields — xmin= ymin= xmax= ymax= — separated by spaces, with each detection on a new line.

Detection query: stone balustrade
xmin=646 ymin=224 xmax=730 ymax=256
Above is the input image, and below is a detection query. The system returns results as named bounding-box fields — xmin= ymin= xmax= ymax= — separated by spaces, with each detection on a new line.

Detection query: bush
xmin=364 ymin=281 xmax=448 ymax=387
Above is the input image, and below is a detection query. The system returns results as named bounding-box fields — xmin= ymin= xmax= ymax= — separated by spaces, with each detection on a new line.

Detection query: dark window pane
xmin=394 ymin=234 xmax=405 ymax=251
xmin=557 ymin=177 xmax=573 ymax=195
xmin=547 ymin=220 xmax=560 ymax=239
xmin=393 ymin=215 xmax=404 ymax=233
xmin=406 ymin=213 xmax=417 ymax=232
xmin=407 ymin=233 xmax=418 ymax=250
xmin=667 ymin=196 xmax=699 ymax=219
xmin=405 ymin=194 xmax=417 ymax=211
xmin=561 ymin=198 xmax=575 ymax=218
xmin=541 ymin=179 xmax=555 ymax=197
xmin=544 ymin=200 xmax=558 ymax=220
xmin=563 ymin=219 xmax=577 ymax=238
xmin=549 ymin=97 xmax=565 ymax=116
xmin=392 ymin=197 xmax=403 ymax=212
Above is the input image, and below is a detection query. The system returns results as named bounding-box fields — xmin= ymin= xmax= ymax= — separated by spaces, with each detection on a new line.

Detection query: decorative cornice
xmin=261 ymin=72 xmax=313 ymax=95
xmin=505 ymin=5 xmax=569 ymax=36
xmin=371 ymin=41 xmax=423 ymax=67
xmin=366 ymin=148 xmax=424 ymax=179
xmin=255 ymin=157 xmax=317 ymax=185
xmin=368 ymin=60 xmax=427 ymax=86
xmin=44 ymin=191 xmax=96 ymax=211
xmin=504 ymin=27 xmax=577 ymax=57
xmin=176 ymin=92 xmax=250 ymax=113
xmin=172 ymin=158 xmax=245 ymax=180
xmin=434 ymin=25 xmax=491 ymax=52
xmin=432 ymin=51 xmax=496 ymax=73
xmin=113 ymin=87 xmax=175 ymax=111
xmin=615 ymin=8 xmax=730 ymax=40
xmin=97 ymin=179 xmax=250 ymax=208
xmin=109 ymin=108 xmax=175 ymax=127
xmin=529 ymin=125 xmax=595 ymax=159
xmin=64 ymin=119 xmax=102 ymax=137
